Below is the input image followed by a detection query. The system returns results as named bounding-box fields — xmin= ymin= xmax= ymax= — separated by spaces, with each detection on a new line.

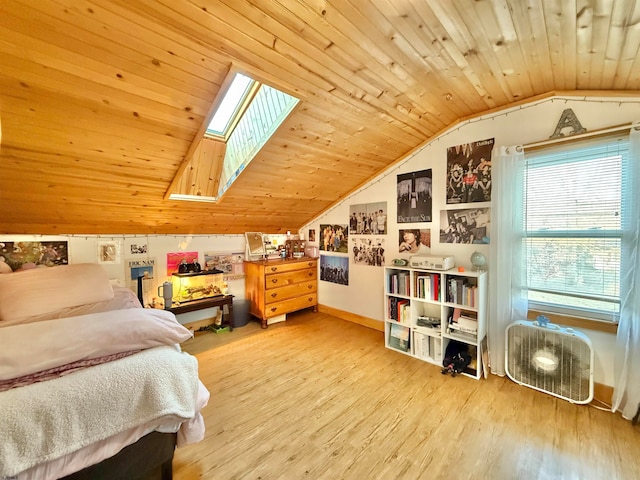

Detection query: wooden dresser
xmin=244 ymin=257 xmax=318 ymax=328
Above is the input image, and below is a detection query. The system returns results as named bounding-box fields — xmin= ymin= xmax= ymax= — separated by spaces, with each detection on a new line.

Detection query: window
xmin=206 ymin=73 xmax=255 ymax=139
xmin=523 ymin=135 xmax=629 ymax=322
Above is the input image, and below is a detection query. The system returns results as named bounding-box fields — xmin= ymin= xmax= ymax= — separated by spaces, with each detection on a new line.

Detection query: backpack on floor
xmin=441 ymin=340 xmax=472 ymax=377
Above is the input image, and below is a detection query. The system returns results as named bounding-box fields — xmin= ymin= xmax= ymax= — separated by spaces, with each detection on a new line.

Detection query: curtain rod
xmin=523 ymin=122 xmax=635 ymax=150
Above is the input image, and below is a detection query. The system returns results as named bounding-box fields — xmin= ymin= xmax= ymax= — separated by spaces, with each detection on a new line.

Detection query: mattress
xmin=15 ymin=380 xmax=210 ymax=480
xmin=0 ymin=346 xmax=208 ymax=479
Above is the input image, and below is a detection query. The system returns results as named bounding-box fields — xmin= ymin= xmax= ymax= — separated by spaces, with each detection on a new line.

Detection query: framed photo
xmin=97 ymin=240 xmax=121 ymax=264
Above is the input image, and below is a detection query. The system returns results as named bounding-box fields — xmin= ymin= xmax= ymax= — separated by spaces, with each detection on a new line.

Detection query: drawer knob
xmin=271 ymin=293 xmax=277 ymax=298
xmin=307 ymin=272 xmax=313 ymax=277
xmin=307 ymin=285 xmax=312 ymax=289
xmin=270 ymin=307 xmax=277 ymax=312
xmin=270 ymin=267 xmax=277 ymax=272
xmin=271 ymin=279 xmax=278 ymax=284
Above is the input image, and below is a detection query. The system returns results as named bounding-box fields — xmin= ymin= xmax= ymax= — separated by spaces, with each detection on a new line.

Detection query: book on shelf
xmin=416 ymin=316 xmax=440 ymax=330
xmin=447 ymin=331 xmax=477 ymax=343
xmin=447 ymin=277 xmax=477 ymax=307
xmin=389 ymin=323 xmax=410 ymax=352
xmin=414 ymin=331 xmax=430 ymax=359
xmin=433 ymin=274 xmax=439 ymax=301
xmin=457 ymin=315 xmax=478 ymax=332
xmin=397 ymin=299 xmax=410 ymax=324
xmin=388 ymin=273 xmax=397 ymax=294
xmin=448 ymin=322 xmax=477 ymax=336
xmin=415 ymin=273 xmax=440 ymax=301
xmin=397 ymin=271 xmax=410 ymax=296
xmin=430 ymin=336 xmax=442 ymax=359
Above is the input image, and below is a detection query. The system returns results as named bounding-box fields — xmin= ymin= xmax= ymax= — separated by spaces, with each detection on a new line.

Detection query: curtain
xmin=488 ymin=145 xmax=528 ymax=376
xmin=613 ymin=121 xmax=640 ymax=420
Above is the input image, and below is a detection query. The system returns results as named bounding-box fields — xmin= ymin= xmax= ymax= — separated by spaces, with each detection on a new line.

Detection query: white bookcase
xmin=383 ymin=265 xmax=487 ymax=379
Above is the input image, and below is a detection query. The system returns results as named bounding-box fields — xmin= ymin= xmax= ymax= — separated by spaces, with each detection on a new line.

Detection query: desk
xmin=168 ymin=295 xmax=234 ymax=330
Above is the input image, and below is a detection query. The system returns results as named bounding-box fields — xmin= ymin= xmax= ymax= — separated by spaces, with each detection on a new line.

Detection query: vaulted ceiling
xmin=1 ymin=0 xmax=639 ymax=234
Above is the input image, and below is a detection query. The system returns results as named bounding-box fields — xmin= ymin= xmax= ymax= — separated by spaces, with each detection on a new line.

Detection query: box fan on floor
xmin=505 ymin=317 xmax=594 ymax=404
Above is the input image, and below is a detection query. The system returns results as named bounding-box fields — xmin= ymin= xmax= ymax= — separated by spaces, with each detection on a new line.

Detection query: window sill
xmin=527 ymin=309 xmax=618 ymax=334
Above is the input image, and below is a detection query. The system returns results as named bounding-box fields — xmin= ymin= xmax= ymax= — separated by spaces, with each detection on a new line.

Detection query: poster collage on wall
xmin=317 ymin=137 xmax=493 ymax=286
xmin=441 ymin=137 xmax=493 ymax=244
xmin=0 ymin=238 xmax=245 ymax=308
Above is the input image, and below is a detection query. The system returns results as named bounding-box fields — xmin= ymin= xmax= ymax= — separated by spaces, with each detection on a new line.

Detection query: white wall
xmin=302 ymin=95 xmax=640 ymax=386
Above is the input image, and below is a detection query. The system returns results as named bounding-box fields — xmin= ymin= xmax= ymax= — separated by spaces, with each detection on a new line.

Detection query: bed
xmin=0 ymin=263 xmax=210 ymax=480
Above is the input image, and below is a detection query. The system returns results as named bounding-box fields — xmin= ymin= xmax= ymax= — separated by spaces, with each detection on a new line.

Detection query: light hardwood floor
xmin=176 ymin=311 xmax=639 ymax=480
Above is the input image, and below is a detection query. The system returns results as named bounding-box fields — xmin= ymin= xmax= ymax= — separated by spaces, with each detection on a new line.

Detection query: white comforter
xmin=0 ymin=345 xmax=203 ymax=478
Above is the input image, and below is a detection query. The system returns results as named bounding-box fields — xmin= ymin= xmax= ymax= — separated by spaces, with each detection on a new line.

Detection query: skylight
xmin=206 ymin=73 xmax=254 ymax=138
xmin=169 ymin=71 xmax=299 ymax=203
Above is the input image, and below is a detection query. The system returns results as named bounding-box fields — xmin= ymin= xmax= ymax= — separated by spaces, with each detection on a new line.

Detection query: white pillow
xmin=0 ymin=263 xmax=114 ymax=326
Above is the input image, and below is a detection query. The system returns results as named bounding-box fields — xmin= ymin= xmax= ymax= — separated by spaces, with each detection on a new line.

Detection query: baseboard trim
xmin=317 ymin=304 xmax=383 ymax=332
xmin=593 ymin=382 xmax=613 ymax=407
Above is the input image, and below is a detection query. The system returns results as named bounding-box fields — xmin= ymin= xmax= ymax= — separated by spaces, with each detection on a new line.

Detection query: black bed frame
xmin=61 ymin=431 xmax=176 ymax=480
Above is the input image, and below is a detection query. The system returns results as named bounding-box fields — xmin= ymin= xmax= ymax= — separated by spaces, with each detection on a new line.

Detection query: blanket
xmin=0 ymin=346 xmax=200 ymax=477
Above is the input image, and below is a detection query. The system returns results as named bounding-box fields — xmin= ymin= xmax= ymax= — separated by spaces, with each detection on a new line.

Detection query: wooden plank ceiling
xmin=1 ymin=0 xmax=639 ymax=235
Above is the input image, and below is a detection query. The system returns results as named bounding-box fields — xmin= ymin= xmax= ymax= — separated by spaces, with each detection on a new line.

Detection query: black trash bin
xmin=232 ymin=299 xmax=250 ymax=328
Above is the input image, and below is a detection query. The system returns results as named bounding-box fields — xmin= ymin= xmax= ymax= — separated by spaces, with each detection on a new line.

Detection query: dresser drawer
xmin=263 ymin=259 xmax=317 ymax=275
xmin=265 ymin=280 xmax=317 ymax=304
xmin=264 ymin=293 xmax=317 ymax=318
xmin=265 ymin=268 xmax=317 ymax=289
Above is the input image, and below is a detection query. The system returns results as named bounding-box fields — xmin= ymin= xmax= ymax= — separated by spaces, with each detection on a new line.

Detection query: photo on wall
xmin=440 ymin=208 xmax=491 ymax=244
xmin=97 ymin=240 xmax=122 ymax=264
xmin=0 ymin=241 xmax=68 ymax=272
xmin=398 ymin=228 xmax=431 ymax=255
xmin=397 ymin=169 xmax=432 ymax=223
xmin=319 ymin=224 xmax=349 ymax=253
xmin=204 ymin=251 xmax=245 ymax=280
xmin=166 ymin=251 xmax=199 ymax=275
xmin=130 ymin=243 xmax=148 ymax=254
xmin=446 ymin=138 xmax=494 ymax=204
xmin=349 ymin=201 xmax=388 ymax=234
xmin=320 ymin=254 xmax=349 ymax=286
xmin=351 ymin=237 xmax=386 ymax=266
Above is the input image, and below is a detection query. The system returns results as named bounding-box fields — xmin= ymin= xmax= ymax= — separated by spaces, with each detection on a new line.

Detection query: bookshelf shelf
xmin=383 ymin=266 xmax=487 ymax=379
